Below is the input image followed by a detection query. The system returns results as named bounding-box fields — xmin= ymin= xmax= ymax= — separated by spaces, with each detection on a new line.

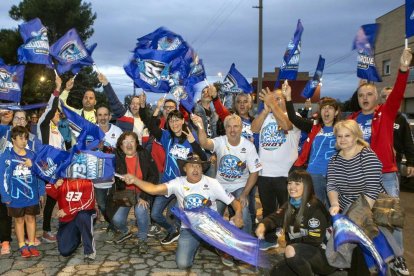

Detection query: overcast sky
xmin=0 ymin=0 xmax=405 ymax=104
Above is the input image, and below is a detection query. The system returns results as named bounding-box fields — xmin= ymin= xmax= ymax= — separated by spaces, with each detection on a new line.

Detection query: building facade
xmin=375 ymin=4 xmax=414 ymax=115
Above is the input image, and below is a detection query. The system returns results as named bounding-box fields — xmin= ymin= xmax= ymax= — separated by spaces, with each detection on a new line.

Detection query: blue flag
xmin=33 ymin=144 xmax=71 ymax=183
xmin=180 ymin=55 xmax=206 ymax=113
xmin=17 ymin=18 xmax=53 ymax=67
xmin=124 ymin=27 xmax=190 ymax=93
xmin=172 ymin=207 xmax=269 ymax=268
xmin=332 ymin=215 xmax=393 ymax=276
xmin=301 ymin=55 xmax=325 ymax=98
xmin=221 ymin=63 xmax=252 ymax=94
xmin=277 ymin=19 xmax=304 ymax=83
xmin=353 ymin=24 xmax=382 ymax=82
xmin=50 ymin=28 xmax=96 ymax=75
xmin=0 ymin=59 xmax=25 ymax=102
xmin=406 ymin=0 xmax=414 ymax=38
xmin=0 ymin=102 xmax=48 ymax=111
xmin=34 ymin=144 xmax=115 ymax=183
xmin=61 ymin=102 xmax=104 ymax=150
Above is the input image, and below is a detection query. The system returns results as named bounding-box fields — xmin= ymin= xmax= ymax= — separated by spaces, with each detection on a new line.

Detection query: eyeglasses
xmin=122 ymin=140 xmax=136 ymax=145
xmin=14 ymin=117 xmax=27 ymax=122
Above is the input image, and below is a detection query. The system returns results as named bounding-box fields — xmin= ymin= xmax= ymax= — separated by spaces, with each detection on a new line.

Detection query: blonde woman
xmin=327 ymin=119 xmax=383 ymax=216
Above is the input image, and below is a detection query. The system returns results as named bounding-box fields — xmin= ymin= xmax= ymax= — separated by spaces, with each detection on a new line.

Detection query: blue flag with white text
xmin=406 ymin=0 xmax=414 ymax=38
xmin=301 ymin=55 xmax=325 ymax=98
xmin=172 ymin=207 xmax=269 ymax=268
xmin=277 ymin=19 xmax=304 ymax=84
xmin=222 ymin=63 xmax=252 ymax=94
xmin=332 ymin=215 xmax=393 ymax=276
xmin=61 ymin=102 xmax=104 ymax=150
xmin=0 ymin=59 xmax=25 ymax=102
xmin=50 ymin=28 xmax=96 ymax=75
xmin=353 ymin=24 xmax=382 ymax=82
xmin=124 ymin=27 xmax=190 ymax=93
xmin=33 ymin=144 xmax=71 ymax=183
xmin=17 ymin=18 xmax=53 ymax=67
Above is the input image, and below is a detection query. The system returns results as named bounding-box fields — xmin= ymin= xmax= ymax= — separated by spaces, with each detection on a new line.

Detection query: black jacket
xmin=262 ymin=198 xmax=331 ymax=248
xmin=114 ymin=145 xmax=159 ymax=201
xmin=394 ymin=113 xmax=414 ymax=166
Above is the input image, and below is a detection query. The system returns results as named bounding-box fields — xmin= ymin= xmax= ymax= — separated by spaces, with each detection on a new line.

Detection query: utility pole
xmin=253 ymin=0 xmax=263 ymax=105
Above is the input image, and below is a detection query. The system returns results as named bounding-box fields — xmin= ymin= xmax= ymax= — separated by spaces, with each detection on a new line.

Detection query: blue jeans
xmin=382 ymin=172 xmax=399 ymax=197
xmin=381 ymin=172 xmax=403 ymax=250
xmin=94 ymin=187 xmax=111 ymax=223
xmin=151 ymin=195 xmax=177 ymax=234
xmin=175 ymin=228 xmax=202 ymax=269
xmin=309 ymin=173 xmax=328 ymax=208
xmin=216 ymin=187 xmax=252 ymax=234
xmin=112 ymin=195 xmax=149 ymax=241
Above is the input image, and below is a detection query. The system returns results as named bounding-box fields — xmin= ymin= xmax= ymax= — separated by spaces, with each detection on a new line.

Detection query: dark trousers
xmin=257 ymin=176 xmax=288 ymax=243
xmin=57 ymin=210 xmax=96 ymax=257
xmin=271 ymin=243 xmax=335 ymax=276
xmin=43 ymin=195 xmax=57 ymax=232
xmin=0 ymin=200 xmax=12 ymax=242
xmin=94 ymin=187 xmax=111 ymax=223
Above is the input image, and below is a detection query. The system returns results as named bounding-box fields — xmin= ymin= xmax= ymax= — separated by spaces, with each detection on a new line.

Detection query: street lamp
xmin=217 ymin=72 xmax=223 ymax=83
xmin=39 ymin=76 xmax=46 ymax=82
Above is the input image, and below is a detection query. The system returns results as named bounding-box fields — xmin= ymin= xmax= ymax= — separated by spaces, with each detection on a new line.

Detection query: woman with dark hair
xmin=110 ymin=131 xmax=158 ymax=253
xmin=285 ymin=83 xmax=341 ymax=207
xmin=256 ymin=169 xmax=334 ymax=276
xmin=139 ymin=106 xmax=207 ymax=244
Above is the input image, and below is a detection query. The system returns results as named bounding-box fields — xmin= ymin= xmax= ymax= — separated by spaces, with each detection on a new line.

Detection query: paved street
xmin=0 ymin=190 xmax=412 ymax=275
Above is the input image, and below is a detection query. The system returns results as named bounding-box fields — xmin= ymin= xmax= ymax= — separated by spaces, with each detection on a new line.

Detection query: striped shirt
xmin=327 ymin=147 xmax=384 ymax=210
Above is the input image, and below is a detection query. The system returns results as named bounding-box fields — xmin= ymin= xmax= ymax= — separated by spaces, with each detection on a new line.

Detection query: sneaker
xmin=215 ymin=249 xmax=234 ymax=267
xmin=137 ymin=240 xmax=149 ymax=254
xmin=42 ymin=231 xmax=57 ymax=243
xmin=259 ymin=240 xmax=279 ymax=251
xmin=84 ymin=252 xmax=96 ymax=262
xmin=1 ymin=241 xmax=10 ymax=255
xmin=19 ymin=245 xmax=31 ymax=258
xmin=28 ymin=245 xmax=40 ymax=257
xmin=148 ymin=225 xmax=162 ymax=237
xmin=390 ymin=256 xmax=410 ymax=276
xmin=25 ymin=237 xmax=41 ymax=246
xmin=161 ymin=231 xmax=180 ymax=245
xmin=115 ymin=231 xmax=132 ymax=244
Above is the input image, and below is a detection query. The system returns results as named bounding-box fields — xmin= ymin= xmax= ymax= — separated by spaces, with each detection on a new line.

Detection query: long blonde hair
xmin=333 ymin=119 xmax=369 ymax=150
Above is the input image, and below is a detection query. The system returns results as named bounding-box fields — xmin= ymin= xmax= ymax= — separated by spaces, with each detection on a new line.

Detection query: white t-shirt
xmin=93 ymin=124 xmax=123 ymax=189
xmin=166 ymin=175 xmax=234 ymax=228
xmin=212 ymin=136 xmax=262 ymax=193
xmin=258 ymin=112 xmax=300 ymax=177
xmin=103 ymin=124 xmax=123 ymax=149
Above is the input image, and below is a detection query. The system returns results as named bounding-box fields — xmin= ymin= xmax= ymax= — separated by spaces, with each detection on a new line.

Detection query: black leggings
xmin=43 ymin=195 xmax=57 ymax=232
xmin=0 ymin=201 xmax=12 ymax=242
xmin=271 ymin=243 xmax=336 ymax=276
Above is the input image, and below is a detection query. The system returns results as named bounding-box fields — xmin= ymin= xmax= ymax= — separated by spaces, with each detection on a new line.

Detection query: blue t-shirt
xmin=307 ymin=126 xmax=336 ymax=175
xmin=160 ymin=130 xmax=195 ymax=183
xmin=356 ymin=113 xmax=374 ymax=143
xmin=0 ymin=148 xmax=45 ymax=208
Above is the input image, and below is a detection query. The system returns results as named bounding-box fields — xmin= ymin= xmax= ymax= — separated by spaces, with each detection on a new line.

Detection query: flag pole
xmin=405 ymin=38 xmax=409 ymax=49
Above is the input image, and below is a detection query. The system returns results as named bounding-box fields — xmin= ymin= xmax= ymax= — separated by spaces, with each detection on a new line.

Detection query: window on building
xmin=408 ymin=66 xmax=414 ymax=83
xmin=383 ymin=60 xmax=391 ymax=76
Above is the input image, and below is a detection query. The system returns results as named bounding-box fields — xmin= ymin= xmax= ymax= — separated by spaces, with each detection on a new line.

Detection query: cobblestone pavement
xmin=0 ymin=196 xmax=284 ymax=276
xmin=1 ymin=190 xmax=412 ymax=276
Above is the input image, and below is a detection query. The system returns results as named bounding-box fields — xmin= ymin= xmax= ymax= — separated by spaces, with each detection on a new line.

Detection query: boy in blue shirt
xmin=0 ymin=126 xmax=45 ymax=258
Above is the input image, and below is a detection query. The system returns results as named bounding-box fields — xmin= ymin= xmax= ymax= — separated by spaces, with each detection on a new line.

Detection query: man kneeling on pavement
xmin=121 ymin=154 xmax=244 ymax=269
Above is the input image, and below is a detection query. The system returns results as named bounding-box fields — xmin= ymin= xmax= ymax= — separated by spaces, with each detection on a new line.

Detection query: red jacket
xmin=348 ymin=70 xmax=409 ymax=173
xmin=294 ymin=124 xmax=322 ymax=167
xmin=46 ymin=179 xmax=95 ymax=223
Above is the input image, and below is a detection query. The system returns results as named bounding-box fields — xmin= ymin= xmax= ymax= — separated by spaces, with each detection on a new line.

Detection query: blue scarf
xmin=290 ymin=197 xmax=302 ymax=209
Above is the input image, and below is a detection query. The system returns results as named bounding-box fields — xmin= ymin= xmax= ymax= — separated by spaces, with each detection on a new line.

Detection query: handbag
xmin=112 ymin=158 xmax=139 ymax=207
xmin=112 ymin=187 xmax=137 ymax=207
xmin=372 ymin=193 xmax=405 ymax=228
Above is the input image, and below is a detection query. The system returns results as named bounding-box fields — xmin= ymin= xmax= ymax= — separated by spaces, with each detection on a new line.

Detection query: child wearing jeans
xmin=0 ymin=126 xmax=45 ymax=257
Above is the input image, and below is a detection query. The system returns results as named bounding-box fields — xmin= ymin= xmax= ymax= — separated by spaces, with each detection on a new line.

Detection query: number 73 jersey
xmin=46 ymin=178 xmax=95 ymax=223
